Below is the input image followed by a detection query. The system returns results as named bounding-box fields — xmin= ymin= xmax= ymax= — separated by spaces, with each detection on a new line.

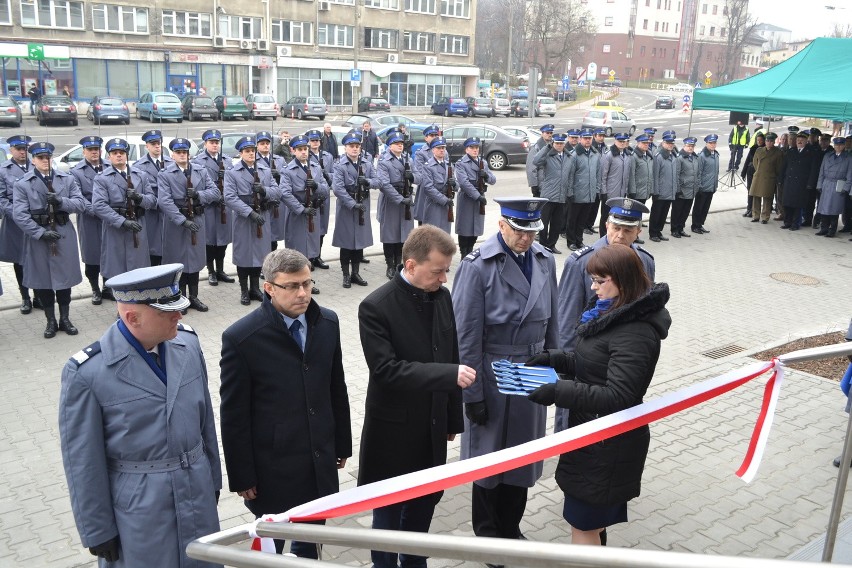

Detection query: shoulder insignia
xmin=178 ymin=322 xmax=197 ymax=335
xmin=69 ymin=341 xmax=101 ymax=368
xmin=572 ymin=245 xmax=593 ymax=258
xmin=635 ymin=244 xmax=654 ymax=260
xmin=463 ymin=248 xmax=481 ymax=262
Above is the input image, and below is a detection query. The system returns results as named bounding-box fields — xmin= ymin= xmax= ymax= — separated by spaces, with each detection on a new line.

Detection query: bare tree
xmin=474 ymin=0 xmax=527 ymax=86
xmin=522 ymin=0 xmax=595 ymax=80
xmin=720 ymin=0 xmax=759 ymax=84
xmin=829 ymin=23 xmax=852 ymax=38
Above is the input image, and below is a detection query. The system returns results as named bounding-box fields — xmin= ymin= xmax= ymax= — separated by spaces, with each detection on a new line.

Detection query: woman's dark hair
xmin=586 ymin=244 xmax=651 ymax=310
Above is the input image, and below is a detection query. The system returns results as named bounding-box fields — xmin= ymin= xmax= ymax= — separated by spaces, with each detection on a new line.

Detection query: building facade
xmin=0 ymin=0 xmax=480 ymax=107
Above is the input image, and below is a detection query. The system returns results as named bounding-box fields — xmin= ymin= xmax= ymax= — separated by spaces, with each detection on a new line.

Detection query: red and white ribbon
xmin=253 ymin=359 xmax=782 ymax=531
xmin=249 ymin=516 xmax=277 ymax=553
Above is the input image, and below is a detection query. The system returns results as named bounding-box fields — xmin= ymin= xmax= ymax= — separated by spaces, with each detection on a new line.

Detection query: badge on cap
xmin=605 ymin=197 xmax=649 ymax=227
xmin=342 ymin=132 xmax=362 ymax=146
xmin=202 ymin=130 xmax=222 ymax=142
xmin=552 ymin=133 xmax=567 ymax=143
xmin=635 ymin=134 xmax=650 ymax=143
xmin=104 ymin=263 xmax=190 ymax=312
xmin=429 ymin=137 xmax=447 ymax=149
xmin=704 ymin=134 xmax=718 ymax=143
xmin=539 ymin=124 xmax=555 ymax=133
xmin=256 ymin=131 xmax=273 ymax=143
xmin=423 ymin=125 xmax=440 ymax=137
xmin=168 ymin=138 xmax=191 ymax=151
xmin=29 ymin=142 xmax=55 ymax=157
xmin=235 ymin=136 xmax=257 ymax=151
xmin=105 ymin=138 xmax=129 ymax=153
xmin=683 ymin=137 xmax=697 ymax=145
xmin=289 ymin=135 xmax=309 ymax=149
xmin=494 ymin=197 xmax=548 ymax=232
xmin=567 ymin=129 xmax=581 ymax=137
xmin=614 ymin=133 xmax=630 ymax=141
xmin=386 ymin=131 xmax=404 ymax=145
xmin=7 ymin=134 xmax=32 ymax=148
xmin=306 ymin=130 xmax=322 ymax=141
xmin=464 ymin=137 xmax=482 ymax=148
xmin=142 ymin=130 xmax=163 ymax=143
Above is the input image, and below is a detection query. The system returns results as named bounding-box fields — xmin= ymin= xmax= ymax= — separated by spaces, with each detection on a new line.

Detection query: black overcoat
xmin=782 ymin=146 xmax=820 ymax=208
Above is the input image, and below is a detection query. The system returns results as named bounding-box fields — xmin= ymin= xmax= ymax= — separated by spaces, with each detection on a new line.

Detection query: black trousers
xmin=728 ymin=145 xmax=745 ymax=170
xmin=649 ymin=197 xmax=672 ymax=237
xmin=458 ymin=235 xmax=477 ymax=257
xmin=34 ymin=288 xmax=71 ymax=308
xmin=670 ymin=197 xmax=694 ymax=233
xmin=566 ymin=202 xmax=595 ymax=247
xmin=597 ymin=195 xmax=611 ymax=237
xmin=472 ymin=483 xmax=528 ymax=539
xmin=584 ymin=195 xmax=600 ymax=229
xmin=783 ymin=206 xmax=802 ymax=228
xmin=691 ymin=192 xmax=713 ymax=229
xmin=539 ymin=201 xmax=565 ymax=248
xmin=820 ymin=214 xmax=839 ymax=235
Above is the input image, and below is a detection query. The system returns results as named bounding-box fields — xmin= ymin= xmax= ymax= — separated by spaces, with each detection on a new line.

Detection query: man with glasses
xmin=452 ymin=197 xmax=557 ymax=555
xmin=220 ymin=248 xmax=351 ymax=559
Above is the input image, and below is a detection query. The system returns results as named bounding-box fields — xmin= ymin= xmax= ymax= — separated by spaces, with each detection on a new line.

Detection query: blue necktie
xmin=289 ymin=319 xmax=303 ymax=351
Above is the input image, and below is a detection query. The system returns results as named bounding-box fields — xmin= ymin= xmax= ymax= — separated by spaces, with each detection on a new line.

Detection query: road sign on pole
xmin=350 ymin=69 xmax=361 ymax=82
xmin=682 ymin=94 xmax=691 ymax=103
xmin=705 ymin=71 xmax=713 ymax=78
xmin=27 ymin=43 xmax=44 ymax=61
xmin=587 ymin=62 xmax=597 ymax=82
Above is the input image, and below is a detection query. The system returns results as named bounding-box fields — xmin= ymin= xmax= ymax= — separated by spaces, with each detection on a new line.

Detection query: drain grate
xmin=770 ymin=272 xmax=821 ymax=286
xmin=701 ymin=344 xmax=746 ymax=359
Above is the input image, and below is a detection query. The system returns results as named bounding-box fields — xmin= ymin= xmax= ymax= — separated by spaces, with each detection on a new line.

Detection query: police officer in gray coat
xmin=691 ymin=134 xmax=720 ymax=234
xmin=418 ymin=136 xmax=456 ymax=234
xmin=377 ymin=130 xmax=418 ymax=279
xmin=455 ymin=137 xmax=496 ymax=258
xmin=134 ymin=130 xmax=171 ymax=266
xmin=534 ymin=132 xmax=572 ymax=253
xmin=256 ymin=130 xmax=288 ymax=250
xmin=452 ymin=197 xmax=558 ymax=543
xmin=93 ymin=138 xmax=156 ymax=281
xmin=192 ymin=129 xmax=234 ymax=286
xmin=0 ymin=134 xmax=37 ymax=313
xmin=815 ymin=137 xmax=852 ymax=236
xmin=670 ymin=137 xmax=699 ymax=238
xmin=158 ymin=138 xmax=222 ymax=312
xmin=630 ymin=133 xmax=654 ymax=205
xmin=225 ymin=136 xmax=282 ymax=305
xmin=649 ymin=132 xmax=679 ymax=242
xmin=598 ymin=133 xmax=635 ymax=237
xmin=565 ymin=130 xmax=601 ymax=251
xmin=70 ymin=136 xmax=107 ymax=304
xmin=308 ymin=129 xmax=335 ymax=268
xmin=13 ymin=142 xmax=86 ymax=338
xmin=59 ymin=264 xmax=222 ymax=568
xmin=412 ymin=124 xmax=441 ymax=222
xmin=525 ymin=124 xmax=554 ymax=197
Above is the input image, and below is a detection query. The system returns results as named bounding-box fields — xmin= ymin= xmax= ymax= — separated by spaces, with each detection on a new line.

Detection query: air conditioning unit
xmin=424 ymin=56 xmax=437 ymax=65
xmin=318 ymin=1 xmax=330 ymax=10
xmin=240 ymin=39 xmax=253 ymax=50
xmin=213 ymin=36 xmax=226 ymax=48
xmin=387 ymin=53 xmax=399 ymax=63
xmin=277 ymin=45 xmax=292 ymax=58
xmin=257 ymin=39 xmax=270 ymax=51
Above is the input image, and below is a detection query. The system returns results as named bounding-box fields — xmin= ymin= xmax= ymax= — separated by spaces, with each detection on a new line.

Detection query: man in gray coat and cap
xmin=526 ymin=124 xmax=554 ymax=197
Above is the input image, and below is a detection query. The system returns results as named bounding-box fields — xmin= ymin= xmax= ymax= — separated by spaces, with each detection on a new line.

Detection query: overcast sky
xmin=749 ymin=0 xmax=852 ymax=39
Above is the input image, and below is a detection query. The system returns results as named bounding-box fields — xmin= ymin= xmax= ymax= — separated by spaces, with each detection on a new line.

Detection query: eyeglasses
xmin=268 ymin=279 xmax=315 ymax=293
xmin=590 ymin=277 xmax=611 ymax=286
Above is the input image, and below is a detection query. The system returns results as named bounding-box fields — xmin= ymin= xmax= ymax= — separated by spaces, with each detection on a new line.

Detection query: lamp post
xmin=351 ymin=0 xmax=362 ymax=114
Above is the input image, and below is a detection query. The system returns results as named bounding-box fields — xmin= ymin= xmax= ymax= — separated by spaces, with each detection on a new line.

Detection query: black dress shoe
xmin=20 ymin=298 xmax=32 ymax=314
xmin=360 ymin=257 xmax=371 ymax=264
xmin=751 ymin=218 xmax=760 ymax=223
xmin=742 ymin=211 xmax=752 ymax=217
xmin=312 ymin=257 xmax=330 ymax=269
xmin=311 ymin=286 xmax=320 ymax=294
xmin=91 ymin=289 xmax=102 ymax=305
xmin=208 ymin=272 xmax=218 ymax=286
xmin=583 ymin=228 xmax=595 ymax=235
xmin=386 ymin=265 xmax=395 ymax=279
xmin=658 ymin=235 xmax=669 ymax=241
xmin=240 ymin=290 xmax=251 ymax=305
xmin=790 ymin=225 xmax=800 ymax=231
xmin=216 ymin=271 xmax=235 ymax=283
xmin=569 ymin=243 xmax=581 ymax=250
xmin=249 ymin=288 xmax=264 ymax=301
xmin=549 ymin=246 xmax=562 ymax=254
xmin=825 ymin=232 xmax=836 ymax=238
xmin=189 ymin=297 xmax=209 ymax=312
xmin=678 ymin=231 xmax=690 ymax=237
xmin=761 ymin=220 xmax=768 ymax=224
xmin=58 ymin=317 xmax=79 ymax=335
xmin=100 ymin=287 xmax=115 ymax=301
xmin=670 ymin=232 xmax=681 ymax=238
xmin=351 ymin=273 xmax=368 ymax=286
xmin=342 ymin=276 xmax=351 ymax=289
xmin=650 ymin=236 xmax=661 ymax=242
xmin=634 ymin=238 xmax=645 ymax=244
xmin=815 ymin=230 xmax=828 ymax=236
xmin=700 ymin=227 xmax=710 ymax=233
xmin=780 ymin=225 xmax=790 ymax=229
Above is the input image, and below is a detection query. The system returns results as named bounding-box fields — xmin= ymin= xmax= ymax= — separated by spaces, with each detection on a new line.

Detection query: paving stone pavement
xmin=0 ymin=188 xmax=851 ymax=567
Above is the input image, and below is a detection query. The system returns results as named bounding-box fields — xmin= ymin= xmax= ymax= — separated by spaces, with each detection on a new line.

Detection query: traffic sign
xmin=27 ymin=43 xmax=44 ymax=61
xmin=682 ymin=94 xmax=691 ymax=103
xmin=350 ymin=69 xmax=361 ymax=82
xmin=586 ymin=62 xmax=597 ymax=81
xmin=705 ymin=71 xmax=713 ymax=78
xmin=578 ymin=80 xmax=586 ymax=87
xmin=695 ymin=82 xmax=702 ymax=89
xmin=562 ymin=79 xmax=570 ymax=90
xmin=609 ymin=70 xmax=616 ymax=78
xmin=704 ymin=78 xmax=711 ymax=85
xmin=563 ymin=75 xmax=570 ymax=82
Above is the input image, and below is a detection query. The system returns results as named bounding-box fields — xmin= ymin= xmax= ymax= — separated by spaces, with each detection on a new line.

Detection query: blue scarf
xmin=580 ymin=298 xmax=615 ymax=324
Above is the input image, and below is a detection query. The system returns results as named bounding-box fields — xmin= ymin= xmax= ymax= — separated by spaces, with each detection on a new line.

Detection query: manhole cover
xmin=701 ymin=344 xmax=746 ymax=359
xmin=769 ymin=272 xmax=821 ymax=286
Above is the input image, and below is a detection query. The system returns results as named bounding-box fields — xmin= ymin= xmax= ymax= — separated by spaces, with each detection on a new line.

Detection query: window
xmin=272 ymin=20 xmax=312 ymax=44
xmin=720 ymin=27 xmax=726 ymax=37
xmin=365 ymin=0 xmax=399 ymax=8
xmin=654 ymin=21 xmax=658 ymax=31
xmin=712 ymin=4 xmax=717 ymax=14
xmin=318 ymin=23 xmax=354 ymax=47
xmin=406 ymin=0 xmax=434 ymax=12
xmin=699 ymin=25 xmax=705 ymax=35
xmin=162 ymin=11 xmax=211 ymax=37
xmin=642 ymin=19 xmax=648 ymax=30
xmin=0 ymin=0 xmax=11 ymax=24
xmin=365 ymin=27 xmax=399 ymax=49
xmin=329 ymin=0 xmax=355 ymax=4
xmin=403 ymin=31 xmax=434 ymax=51
xmin=675 ymin=23 xmax=678 ymax=33
xmin=651 ymin=47 xmax=656 ymax=57
xmin=440 ymin=0 xmax=469 ymax=17
xmin=701 ymin=3 xmax=707 ymax=13
xmin=440 ymin=34 xmax=469 ymax=55
xmin=640 ymin=45 xmax=645 ymax=55
xmin=663 ymin=22 xmax=668 ymax=32
xmin=604 ymin=16 xmax=613 ymax=26
xmin=645 ymin=0 xmax=649 ymax=4
xmin=218 ymin=15 xmax=263 ymax=40
xmin=709 ymin=26 xmax=715 ymax=36
xmin=602 ymin=44 xmax=611 ymax=53
xmin=92 ymin=4 xmax=147 ymax=34
xmin=20 ymin=0 xmax=83 ymax=28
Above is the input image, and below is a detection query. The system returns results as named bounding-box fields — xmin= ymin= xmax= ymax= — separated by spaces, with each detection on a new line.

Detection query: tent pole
xmin=687 ymin=106 xmax=694 ymax=137
xmin=821 ymin=405 xmax=852 ymax=561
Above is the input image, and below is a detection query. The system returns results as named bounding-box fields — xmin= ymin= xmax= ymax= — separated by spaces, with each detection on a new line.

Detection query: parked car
xmin=54 ymin=135 xmax=198 ymax=173
xmin=581 ymin=110 xmax=636 ymax=137
xmin=0 ymin=138 xmax=13 ymax=160
xmin=430 ymin=97 xmax=468 ymax=117
xmin=376 ymin=123 xmax=432 ymax=155
xmin=491 ymin=98 xmax=511 ymax=117
xmin=245 ymin=93 xmax=279 ymax=120
xmin=509 ymin=99 xmax=529 ymax=117
xmin=36 ymin=95 xmax=77 ymax=126
xmin=86 ymin=96 xmax=129 ymax=125
xmin=535 ymin=96 xmax=557 ymax=117
xmin=281 ymin=96 xmax=328 ymax=120
xmin=655 ymin=94 xmax=675 ymax=109
xmin=753 ymin=114 xmax=784 ymax=122
xmin=591 ymin=100 xmax=624 ymax=112
xmin=0 ymin=96 xmax=23 ymax=127
xmin=667 ymin=82 xmax=693 ymax=92
xmin=554 ymin=89 xmax=577 ymax=102
xmin=441 ymin=124 xmax=529 ymax=170
xmin=357 ymin=97 xmax=391 ymax=112
xmin=180 ymin=95 xmax=219 ymax=121
xmin=343 ymin=113 xmax=419 ymax=129
xmin=213 ymin=95 xmax=250 ymax=121
xmin=502 ymin=126 xmax=540 ymax=145
xmin=465 ymin=97 xmax=493 ymax=118
xmin=137 ymin=92 xmax=182 ymax=123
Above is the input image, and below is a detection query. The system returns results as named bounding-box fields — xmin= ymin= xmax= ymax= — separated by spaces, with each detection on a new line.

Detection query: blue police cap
xmin=662 ymin=129 xmax=676 ymax=138
xmin=385 ymin=131 xmax=404 ymax=146
xmin=105 ymin=263 xmax=190 ymax=312
xmin=342 ymin=132 xmax=362 ymax=146
xmin=662 ymin=133 xmax=677 ymax=143
xmin=141 ymin=130 xmax=163 ymax=143
xmin=833 ymin=137 xmax=847 ymax=144
xmin=105 ymin=138 xmax=129 ymax=153
xmin=683 ymin=137 xmax=697 ymax=145
xmin=579 ymin=129 xmax=594 ymax=138
xmin=235 ymin=136 xmax=257 ymax=152
xmin=605 ymin=197 xmax=650 ymax=227
xmin=494 ymin=196 xmax=548 ymax=232
xmin=202 ymin=129 xmax=222 ymax=142
xmin=80 ymin=136 xmax=103 ymax=148
xmin=704 ymin=134 xmax=718 ymax=143
xmin=7 ymin=134 xmax=32 ymax=148
xmin=429 ymin=136 xmax=447 ymax=149
xmin=635 ymin=134 xmax=650 ymax=143
xmin=168 ymin=138 xmax=191 ymax=151
xmin=464 ymin=137 xmax=482 ymax=148
xmin=539 ymin=124 xmax=555 ymax=133
xmin=594 ymin=128 xmax=606 ymax=135
xmin=256 ymin=131 xmax=273 ymax=143
xmin=552 ymin=133 xmax=568 ymax=142
xmin=305 ymin=130 xmax=322 ymax=141
xmin=643 ymin=127 xmax=657 ymax=135
xmin=567 ymin=129 xmax=581 ymax=137
xmin=28 ymin=142 xmax=55 ymax=157
xmin=423 ymin=125 xmax=440 ymax=137
xmin=787 ymin=125 xmax=800 ymax=134
xmin=810 ymin=128 xmax=822 ymax=136
xmin=289 ymin=135 xmax=309 ymax=149
xmin=801 ymin=128 xmax=811 ymax=136
xmin=614 ymin=133 xmax=630 ymax=141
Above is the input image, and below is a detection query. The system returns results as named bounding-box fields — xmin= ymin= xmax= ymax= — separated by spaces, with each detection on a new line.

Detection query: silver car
xmin=581 ymin=110 xmax=636 ymax=137
xmin=245 ymin=93 xmax=279 ymax=120
xmin=53 ymin=135 xmax=199 ymax=173
xmin=491 ymin=98 xmax=511 ymax=117
xmin=281 ymin=96 xmax=328 ymax=120
xmin=0 ymin=96 xmax=22 ymax=127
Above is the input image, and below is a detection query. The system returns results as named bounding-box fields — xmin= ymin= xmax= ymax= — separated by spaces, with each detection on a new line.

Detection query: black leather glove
xmin=182 ymin=220 xmax=200 ymax=232
xmin=528 ymin=383 xmax=557 ymax=406
xmin=404 ymin=171 xmax=415 ymax=182
xmin=525 ymin=352 xmax=551 ymax=367
xmin=353 ymin=203 xmax=366 ymax=212
xmin=127 ymin=190 xmax=143 ymax=204
xmin=305 ymin=178 xmax=318 ymax=190
xmin=446 ymin=178 xmax=457 ymax=189
xmin=40 ymin=230 xmax=61 ymax=241
xmin=465 ymin=401 xmax=488 ymax=426
xmin=478 ymin=195 xmax=488 ymax=205
xmin=526 ymin=349 xmax=575 ymax=374
xmin=303 ymin=206 xmax=318 ymax=217
xmin=479 ymin=169 xmax=490 ymax=180
xmin=531 ymin=185 xmax=541 ymax=197
xmin=89 ymin=536 xmax=120 ymax=562
xmin=46 ymin=192 xmax=61 ymax=205
xmin=400 ymin=197 xmax=413 ymax=206
xmin=249 ymin=211 xmax=265 ymax=226
xmin=357 ymin=175 xmax=369 ymax=188
xmin=121 ymin=220 xmax=142 ymax=233
xmin=729 ymin=144 xmax=735 ymax=151
xmin=251 ymin=183 xmax=265 ymax=196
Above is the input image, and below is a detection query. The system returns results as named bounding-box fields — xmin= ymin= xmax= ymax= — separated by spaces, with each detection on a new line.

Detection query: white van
xmin=491 ymin=98 xmax=511 ymax=117
xmin=536 ymin=96 xmax=557 ymax=117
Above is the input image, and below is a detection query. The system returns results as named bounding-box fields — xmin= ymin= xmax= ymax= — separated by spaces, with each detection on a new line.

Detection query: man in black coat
xmin=781 ymin=131 xmax=819 ymax=230
xmin=358 ymin=225 xmax=475 ymax=568
xmin=220 ymin=248 xmax=351 ymax=558
xmin=321 ymin=123 xmax=339 ymax=160
xmin=360 ymin=120 xmax=380 ymax=160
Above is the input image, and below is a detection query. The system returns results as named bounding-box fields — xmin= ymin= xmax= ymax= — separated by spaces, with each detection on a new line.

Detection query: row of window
xmin=272 ymin=21 xmax=469 ymax=54
xmin=1 ymin=0 xmax=470 ymax=31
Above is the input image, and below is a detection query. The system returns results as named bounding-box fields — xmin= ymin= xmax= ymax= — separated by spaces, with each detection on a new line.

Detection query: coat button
xmin=432 ymin=418 xmax=436 ymax=425
xmin=433 ymin=345 xmax=438 ymax=351
xmin=314 ymin=451 xmax=320 ymax=458
xmin=303 ymin=363 xmax=309 ymax=371
xmin=309 ymin=408 xmax=316 ymax=416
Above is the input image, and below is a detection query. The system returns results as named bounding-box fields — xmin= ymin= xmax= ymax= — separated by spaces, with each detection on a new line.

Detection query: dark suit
xmin=358 ymin=274 xmax=464 ymax=568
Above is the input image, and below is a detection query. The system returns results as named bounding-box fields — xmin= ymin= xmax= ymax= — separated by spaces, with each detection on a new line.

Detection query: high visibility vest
xmin=729 ymin=126 xmax=749 ymax=146
xmin=749 ymin=128 xmax=766 ymax=147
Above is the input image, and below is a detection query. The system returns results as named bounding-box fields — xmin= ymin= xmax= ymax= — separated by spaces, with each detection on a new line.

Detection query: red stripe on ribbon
xmin=735 ymin=360 xmax=779 ymax=478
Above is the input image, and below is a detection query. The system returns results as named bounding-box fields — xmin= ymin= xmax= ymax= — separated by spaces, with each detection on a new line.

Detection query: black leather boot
xmin=43 ymin=307 xmax=58 ymax=339
xmin=239 ymin=275 xmax=251 ymax=305
xmin=350 ymin=262 xmax=368 ymax=286
xmin=58 ymin=304 xmax=78 ymax=335
xmin=385 ymin=259 xmax=395 ymax=280
xmin=100 ymin=286 xmax=115 ymax=301
xmin=188 ymin=282 xmax=209 ymax=312
xmin=342 ymin=262 xmax=351 ymax=288
xmin=19 ymin=287 xmax=32 ymax=314
xmin=90 ymin=279 xmax=102 ymax=305
xmin=207 ymin=262 xmax=218 ymax=286
xmin=249 ymin=275 xmax=264 ymax=301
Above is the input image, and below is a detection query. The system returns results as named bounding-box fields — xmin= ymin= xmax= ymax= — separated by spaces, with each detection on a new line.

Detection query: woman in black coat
xmin=527 ymin=244 xmax=671 ymax=545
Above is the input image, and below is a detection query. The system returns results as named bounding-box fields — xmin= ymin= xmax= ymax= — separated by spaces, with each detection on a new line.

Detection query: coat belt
xmin=483 ymin=340 xmax=545 ymax=357
xmin=107 ymin=441 xmax=204 ymax=473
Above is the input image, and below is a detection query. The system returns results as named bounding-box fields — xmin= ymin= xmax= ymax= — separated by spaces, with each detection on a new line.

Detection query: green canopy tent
xmin=692 ymin=37 xmax=852 ymax=121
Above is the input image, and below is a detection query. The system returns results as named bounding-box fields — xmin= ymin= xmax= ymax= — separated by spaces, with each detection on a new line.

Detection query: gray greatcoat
xmin=816 ymin=151 xmax=852 ymax=215
xmin=192 ymin=151 xmax=232 ymax=247
xmin=0 ymin=158 xmax=30 ymax=264
xmin=332 ymin=154 xmax=379 ymax=250
xmin=676 ymin=150 xmax=700 ymax=199
xmin=92 ymin=167 xmax=156 ymax=279
xmin=418 ymin=156 xmax=454 ymax=233
xmin=697 ymin=147 xmax=720 ymax=193
xmin=652 ymin=148 xmax=678 ymax=200
xmin=12 ymin=170 xmax=85 ymax=290
xmin=534 ymin=146 xmax=572 ymax=203
xmin=134 ymin=153 xmax=172 ymax=258
xmin=224 ymin=161 xmax=281 ymax=268
xmin=412 ymin=146 xmax=433 ymax=221
xmin=525 ymin=137 xmax=548 ymax=188
xmin=749 ymin=146 xmax=784 ymax=198
xmin=59 ymin=323 xmax=222 ymax=568
xmin=70 ymin=160 xmax=105 ymax=265
xmin=630 ymin=148 xmax=654 ymax=200
xmin=599 ymin=145 xmax=634 ymax=199
xmin=567 ymin=145 xmax=601 ymax=204
xmin=310 ymin=149 xmax=335 ymax=236
xmin=280 ymin=158 xmax=329 ymax=259
xmin=257 ymin=152 xmax=288 ymax=241
xmin=454 ymin=154 xmax=496 ymax=238
xmin=158 ymin=164 xmax=221 ymax=272
xmin=376 ymin=151 xmax=418 ymax=243
xmin=452 ymin=235 xmax=559 ymax=488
